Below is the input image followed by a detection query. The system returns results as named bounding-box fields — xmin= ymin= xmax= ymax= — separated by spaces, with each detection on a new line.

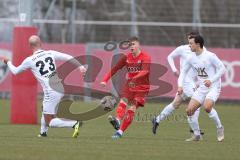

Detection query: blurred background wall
xmin=0 ymin=0 xmax=239 ymax=47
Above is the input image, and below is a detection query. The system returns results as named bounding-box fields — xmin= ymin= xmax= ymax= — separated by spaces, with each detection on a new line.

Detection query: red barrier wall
xmin=0 ymin=43 xmax=239 ymax=100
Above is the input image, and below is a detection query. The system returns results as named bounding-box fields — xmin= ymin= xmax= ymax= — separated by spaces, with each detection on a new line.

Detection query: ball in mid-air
xmin=99 ymin=96 xmax=117 ymax=111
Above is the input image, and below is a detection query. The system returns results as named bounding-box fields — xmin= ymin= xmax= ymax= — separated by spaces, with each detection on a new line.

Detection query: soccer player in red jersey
xmin=100 ymin=36 xmax=151 ymax=139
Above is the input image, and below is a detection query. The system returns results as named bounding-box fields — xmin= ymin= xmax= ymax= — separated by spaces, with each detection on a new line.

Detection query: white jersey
xmin=7 ymin=50 xmax=82 ymax=93
xmin=178 ymin=50 xmax=226 ymax=88
xmin=167 ymin=45 xmax=197 ymax=83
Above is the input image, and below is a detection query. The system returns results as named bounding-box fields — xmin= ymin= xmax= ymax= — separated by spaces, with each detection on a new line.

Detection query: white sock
xmin=192 ymin=107 xmax=200 ymax=121
xmin=40 ymin=113 xmax=48 ymax=134
xmin=49 ymin=118 xmax=77 ymax=128
xmin=117 ymin=129 xmax=123 ymax=135
xmin=156 ymin=103 xmax=175 ymax=123
xmin=187 ymin=115 xmax=200 ymax=136
xmin=191 ymin=107 xmax=200 ymax=128
xmin=208 ymin=108 xmax=222 ymax=129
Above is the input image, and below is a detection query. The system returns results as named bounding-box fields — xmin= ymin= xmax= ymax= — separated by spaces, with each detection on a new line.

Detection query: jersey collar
xmin=33 ymin=49 xmax=44 ymax=55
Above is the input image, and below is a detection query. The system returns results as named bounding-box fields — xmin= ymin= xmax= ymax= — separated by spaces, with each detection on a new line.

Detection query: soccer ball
xmin=99 ymin=96 xmax=117 ymax=111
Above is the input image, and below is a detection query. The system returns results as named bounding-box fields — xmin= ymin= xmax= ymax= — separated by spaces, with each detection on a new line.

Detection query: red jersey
xmin=102 ymin=51 xmax=151 ymax=92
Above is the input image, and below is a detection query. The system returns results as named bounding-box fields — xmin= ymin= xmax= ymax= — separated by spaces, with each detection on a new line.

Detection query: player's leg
xmin=187 ymin=89 xmax=204 ymax=136
xmin=204 ymin=88 xmax=224 ymax=141
xmin=38 ymin=95 xmax=56 ymax=137
xmin=49 ymin=115 xmax=80 ymax=138
xmin=49 ymin=117 xmax=78 ymax=128
xmin=112 ymin=92 xmax=146 ymax=139
xmin=44 ymin=92 xmax=76 ymax=128
xmin=157 ymin=94 xmax=184 ymax=122
xmin=44 ymin=113 xmax=78 ymax=134
xmin=112 ymin=105 xmax=136 ymax=139
xmin=204 ymin=99 xmax=223 ymax=129
xmin=38 ymin=111 xmax=50 ymax=137
xmin=40 ymin=113 xmax=48 ymax=136
xmin=108 ymin=86 xmax=131 ymax=130
xmin=116 ymin=98 xmax=128 ymax=121
xmin=185 ymin=87 xmax=207 ymax=141
xmin=44 ymin=91 xmax=81 ymax=138
xmin=189 ymin=107 xmax=205 ymax=135
xmin=108 ymin=98 xmax=127 ymax=130
xmin=48 ymin=117 xmax=81 ymax=138
xmin=152 ymin=94 xmax=184 ymax=134
xmin=182 ymin=83 xmax=204 ymax=136
xmin=185 ymin=97 xmax=202 ymax=141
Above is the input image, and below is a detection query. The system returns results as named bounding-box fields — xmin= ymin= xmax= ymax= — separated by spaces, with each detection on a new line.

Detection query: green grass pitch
xmin=0 ymin=99 xmax=239 ymax=160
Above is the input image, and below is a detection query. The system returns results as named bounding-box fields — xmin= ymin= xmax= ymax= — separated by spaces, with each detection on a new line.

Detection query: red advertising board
xmin=0 ymin=43 xmax=239 ymax=100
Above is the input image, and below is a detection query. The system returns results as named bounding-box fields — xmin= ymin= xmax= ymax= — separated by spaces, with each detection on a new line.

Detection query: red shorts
xmin=121 ymin=85 xmax=149 ymax=107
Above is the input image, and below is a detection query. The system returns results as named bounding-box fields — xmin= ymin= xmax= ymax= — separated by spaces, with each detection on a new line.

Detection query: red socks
xmin=116 ymin=102 xmax=127 ymax=120
xmin=120 ymin=110 xmax=135 ymax=132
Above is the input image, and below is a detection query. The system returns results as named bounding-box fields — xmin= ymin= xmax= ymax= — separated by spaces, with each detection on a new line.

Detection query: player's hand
xmin=173 ymin=70 xmax=179 ymax=77
xmin=79 ymin=65 xmax=87 ymax=73
xmin=0 ymin=56 xmax=9 ymax=64
xmin=100 ymin=81 xmax=106 ymax=87
xmin=79 ymin=65 xmax=88 ymax=78
xmin=204 ymin=80 xmax=212 ymax=87
xmin=177 ymin=87 xmax=183 ymax=95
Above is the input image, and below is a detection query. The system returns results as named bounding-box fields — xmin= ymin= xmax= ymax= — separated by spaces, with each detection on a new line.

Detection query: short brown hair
xmin=187 ymin=31 xmax=200 ymax=37
xmin=128 ymin=36 xmax=139 ymax=42
xmin=189 ymin=35 xmax=204 ymax=48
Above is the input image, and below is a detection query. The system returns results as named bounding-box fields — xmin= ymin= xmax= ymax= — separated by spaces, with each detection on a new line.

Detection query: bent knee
xmin=186 ymin=108 xmax=194 ymax=116
xmin=204 ymin=107 xmax=212 ymax=113
xmin=172 ymin=102 xmax=180 ymax=109
xmin=128 ymin=106 xmax=137 ymax=112
xmin=172 ymin=96 xmax=183 ymax=108
xmin=203 ymin=99 xmax=214 ymax=113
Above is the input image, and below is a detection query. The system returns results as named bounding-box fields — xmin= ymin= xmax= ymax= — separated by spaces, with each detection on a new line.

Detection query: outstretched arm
xmin=5 ymin=58 xmax=31 ymax=75
xmin=51 ymin=50 xmax=86 ymax=73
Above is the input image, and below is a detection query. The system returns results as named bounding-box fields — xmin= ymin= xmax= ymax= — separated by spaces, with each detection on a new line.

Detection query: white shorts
xmin=180 ymin=82 xmax=196 ymax=101
xmin=42 ymin=90 xmax=64 ymax=114
xmin=191 ymin=85 xmax=221 ymax=105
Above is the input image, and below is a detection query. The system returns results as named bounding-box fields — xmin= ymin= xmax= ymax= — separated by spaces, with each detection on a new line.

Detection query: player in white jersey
xmin=178 ymin=35 xmax=225 ymax=142
xmin=152 ymin=32 xmax=204 ymax=138
xmin=2 ymin=35 xmax=87 ymax=138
